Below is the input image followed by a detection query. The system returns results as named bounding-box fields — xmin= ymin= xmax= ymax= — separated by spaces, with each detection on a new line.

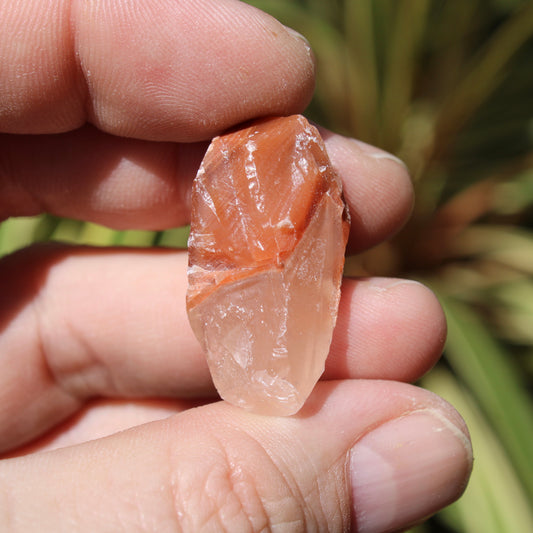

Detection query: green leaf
xmin=436 ymin=291 xmax=533 ymax=501
xmin=48 ymin=218 xmax=86 ymax=244
xmin=0 ymin=217 xmax=43 ymax=257
xmin=423 ymin=367 xmax=533 ymax=533
xmin=453 ymin=225 xmax=533 ymax=275
xmin=488 ymin=279 xmax=533 ymax=344
xmin=380 ymin=0 xmax=430 ymax=151
xmin=433 ymin=1 xmax=533 ymax=155
xmin=158 ymin=226 xmax=190 ymax=248
xmin=492 ymin=168 xmax=533 ymax=215
xmin=113 ymin=229 xmax=158 ymax=247
xmin=77 ymin=222 xmax=121 ymax=246
xmin=342 ymin=0 xmax=380 ymax=142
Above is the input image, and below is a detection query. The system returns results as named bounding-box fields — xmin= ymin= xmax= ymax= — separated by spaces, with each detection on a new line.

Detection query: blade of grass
xmin=381 ymin=0 xmax=430 ymax=151
xmin=423 ymin=367 xmax=533 ymax=533
xmin=158 ymin=226 xmax=190 ymax=248
xmin=48 ymin=217 xmax=86 ymax=244
xmin=77 ymin=222 xmax=120 ymax=246
xmin=303 ymin=0 xmax=341 ymax=24
xmin=435 ymin=291 xmax=533 ymax=500
xmin=487 ymin=279 xmax=533 ymax=345
xmin=113 ymin=229 xmax=158 ymax=247
xmin=425 ymin=0 xmax=481 ymax=98
xmin=453 ymin=225 xmax=533 ymax=275
xmin=343 ymin=0 xmax=380 ymax=142
xmin=433 ymin=1 xmax=533 ymax=159
xmin=32 ymin=215 xmax=63 ymax=244
xmin=0 ymin=217 xmax=43 ymax=257
xmin=434 ymin=263 xmax=519 ymax=301
xmin=492 ymin=167 xmax=533 ymax=215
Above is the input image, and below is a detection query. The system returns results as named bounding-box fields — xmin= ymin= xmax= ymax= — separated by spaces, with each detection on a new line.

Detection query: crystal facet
xmin=186 ymin=115 xmax=350 ymax=415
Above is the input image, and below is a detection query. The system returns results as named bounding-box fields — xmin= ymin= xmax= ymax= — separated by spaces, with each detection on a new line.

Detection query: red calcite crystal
xmin=186 ymin=115 xmax=350 ymax=415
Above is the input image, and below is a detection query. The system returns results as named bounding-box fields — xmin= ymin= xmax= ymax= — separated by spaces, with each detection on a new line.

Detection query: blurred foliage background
xmin=1 ymin=0 xmax=533 ymax=531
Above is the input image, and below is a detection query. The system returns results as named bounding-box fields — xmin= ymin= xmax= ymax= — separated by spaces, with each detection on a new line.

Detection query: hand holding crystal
xmin=0 ymin=1 xmax=472 ymax=531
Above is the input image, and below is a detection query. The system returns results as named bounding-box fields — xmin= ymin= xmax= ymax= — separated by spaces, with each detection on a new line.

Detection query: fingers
xmin=320 ymin=132 xmax=414 ymax=250
xmin=0 ymin=0 xmax=314 ymax=140
xmin=0 ymin=245 xmax=445 ymax=452
xmin=0 ymin=126 xmax=206 ymax=228
xmin=2 ymin=399 xmax=191 ymax=458
xmin=0 ymin=126 xmax=413 ymax=247
xmin=0 ymin=381 xmax=472 ymax=532
xmin=326 ymin=277 xmax=446 ymax=383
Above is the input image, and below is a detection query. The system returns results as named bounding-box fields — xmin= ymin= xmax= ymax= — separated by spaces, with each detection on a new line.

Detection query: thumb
xmin=0 ymin=381 xmax=472 ymax=532
xmin=0 ymin=0 xmax=314 ymax=140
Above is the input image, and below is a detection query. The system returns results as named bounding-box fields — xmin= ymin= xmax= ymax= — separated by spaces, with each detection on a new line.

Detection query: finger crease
xmin=68 ymin=0 xmax=93 ymax=125
xmin=31 ymin=293 xmax=113 ymax=404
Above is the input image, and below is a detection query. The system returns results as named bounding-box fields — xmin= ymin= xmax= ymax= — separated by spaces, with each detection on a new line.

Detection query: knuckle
xmin=168 ymin=431 xmax=328 ymax=533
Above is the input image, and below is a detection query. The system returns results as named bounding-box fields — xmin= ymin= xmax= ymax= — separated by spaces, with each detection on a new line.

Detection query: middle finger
xmin=0 ymin=244 xmax=445 ymax=451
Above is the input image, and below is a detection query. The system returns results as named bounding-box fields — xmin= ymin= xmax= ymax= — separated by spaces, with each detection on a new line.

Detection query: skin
xmin=0 ymin=1 xmax=472 ymax=531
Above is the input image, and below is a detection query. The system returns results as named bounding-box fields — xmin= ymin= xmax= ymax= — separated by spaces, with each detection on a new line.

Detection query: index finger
xmin=0 ymin=126 xmax=412 ymax=251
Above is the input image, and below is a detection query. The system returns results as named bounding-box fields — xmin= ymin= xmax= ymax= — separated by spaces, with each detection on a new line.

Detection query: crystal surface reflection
xmin=187 ymin=115 xmax=350 ymax=415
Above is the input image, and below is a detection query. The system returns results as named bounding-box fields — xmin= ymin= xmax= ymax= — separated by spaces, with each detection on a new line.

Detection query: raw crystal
xmin=186 ymin=115 xmax=350 ymax=415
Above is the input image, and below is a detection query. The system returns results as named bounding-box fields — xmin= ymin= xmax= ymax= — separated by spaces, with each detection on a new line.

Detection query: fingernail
xmin=349 ymin=410 xmax=472 ymax=533
xmin=366 ymin=278 xmax=422 ymax=293
xmin=282 ymin=25 xmax=315 ymax=66
xmin=368 ymin=151 xmax=407 ymax=169
xmin=325 ymin=134 xmax=409 ymax=174
xmin=283 ymin=25 xmax=311 ymax=49
xmin=351 ymin=139 xmax=408 ymax=170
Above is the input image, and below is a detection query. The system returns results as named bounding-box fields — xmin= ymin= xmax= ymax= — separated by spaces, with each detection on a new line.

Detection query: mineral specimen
xmin=186 ymin=115 xmax=350 ymax=415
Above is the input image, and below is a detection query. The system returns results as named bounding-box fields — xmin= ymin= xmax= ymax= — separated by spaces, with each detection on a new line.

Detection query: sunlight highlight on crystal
xmin=187 ymin=115 xmax=349 ymax=415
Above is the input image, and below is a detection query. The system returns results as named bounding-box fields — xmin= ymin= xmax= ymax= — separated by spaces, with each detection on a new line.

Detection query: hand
xmin=0 ymin=1 xmax=472 ymax=531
